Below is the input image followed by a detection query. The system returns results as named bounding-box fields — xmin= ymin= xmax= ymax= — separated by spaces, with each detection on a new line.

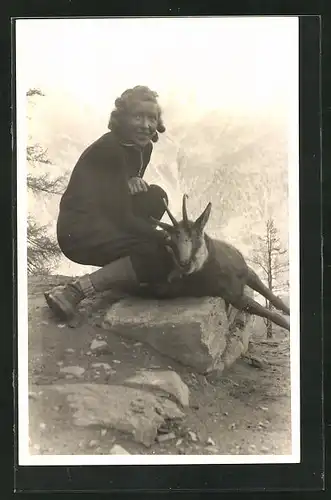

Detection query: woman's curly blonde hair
xmin=108 ymin=85 xmax=166 ymax=143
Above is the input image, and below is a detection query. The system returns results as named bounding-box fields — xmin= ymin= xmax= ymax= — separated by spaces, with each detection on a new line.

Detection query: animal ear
xmin=194 ymin=202 xmax=212 ymax=231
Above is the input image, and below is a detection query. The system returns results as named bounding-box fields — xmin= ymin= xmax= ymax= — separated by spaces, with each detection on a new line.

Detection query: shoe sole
xmin=44 ymin=291 xmax=75 ymax=321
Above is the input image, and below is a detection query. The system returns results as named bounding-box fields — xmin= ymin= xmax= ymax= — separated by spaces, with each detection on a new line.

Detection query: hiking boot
xmin=44 ymin=281 xmax=86 ymax=321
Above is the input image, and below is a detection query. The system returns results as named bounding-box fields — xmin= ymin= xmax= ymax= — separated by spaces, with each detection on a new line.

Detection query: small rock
xmin=88 ymin=440 xmax=99 ymax=448
xmin=188 ymin=431 xmax=198 ymax=442
xmin=158 ymin=424 xmax=171 ymax=434
xmin=223 ymin=411 xmax=228 ymax=416
xmin=96 ymin=447 xmax=102 ymax=453
xmin=134 ymin=342 xmax=142 ymax=346
xmin=65 ymin=374 xmax=74 ymax=380
xmin=207 ymin=437 xmax=216 ymax=446
xmin=224 ymin=377 xmax=239 ymax=387
xmin=65 ymin=348 xmax=75 ymax=354
xmin=176 ymin=438 xmax=183 ymax=446
xmin=100 ymin=429 xmax=107 ymax=437
xmin=86 ymin=351 xmax=92 ymax=356
xmin=39 ymin=422 xmax=46 ymax=431
xmin=157 ymin=432 xmax=176 ymax=443
xmin=57 ymin=324 xmax=66 ymax=328
xmin=56 ymin=361 xmax=64 ymax=367
xmin=113 ymin=360 xmax=121 ymax=364
xmin=260 ymin=406 xmax=269 ymax=412
xmin=261 ymin=446 xmax=270 ymax=453
xmin=60 ymin=366 xmax=85 ymax=377
xmin=207 ymin=448 xmax=220 ymax=454
xmin=53 ymin=405 xmax=60 ymax=411
xmin=110 ymin=444 xmax=130 ymax=455
xmin=33 ymin=444 xmax=41 ymax=452
xmin=91 ymin=362 xmax=112 ymax=370
xmin=130 ymin=400 xmax=145 ymax=413
xmin=229 ymin=423 xmax=236 ymax=430
xmin=28 ymin=391 xmax=38 ymax=400
xmin=90 ymin=339 xmax=110 ymax=354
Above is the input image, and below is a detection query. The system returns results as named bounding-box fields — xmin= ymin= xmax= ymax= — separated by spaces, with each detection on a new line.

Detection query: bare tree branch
xmin=26 ymin=88 xmax=45 ymax=97
xmin=27 ymin=144 xmax=53 ymax=165
xmin=249 ymin=216 xmax=289 ymax=337
xmin=27 ymin=172 xmax=67 ymax=196
xmin=247 ymin=257 xmax=269 ymax=276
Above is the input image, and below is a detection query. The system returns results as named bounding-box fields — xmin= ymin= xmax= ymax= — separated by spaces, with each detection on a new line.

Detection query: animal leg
xmin=233 ymin=294 xmax=290 ymax=331
xmin=247 ymin=267 xmax=290 ymax=315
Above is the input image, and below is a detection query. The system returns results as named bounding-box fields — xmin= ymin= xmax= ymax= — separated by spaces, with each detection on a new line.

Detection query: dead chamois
xmin=150 ymin=195 xmax=290 ymax=332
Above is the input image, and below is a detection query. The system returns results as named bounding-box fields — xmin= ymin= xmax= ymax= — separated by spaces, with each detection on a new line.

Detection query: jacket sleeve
xmin=81 ymin=141 xmax=166 ymax=243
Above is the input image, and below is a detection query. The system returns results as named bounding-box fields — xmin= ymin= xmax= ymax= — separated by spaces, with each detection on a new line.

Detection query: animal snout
xmin=178 ymin=261 xmax=191 ymax=272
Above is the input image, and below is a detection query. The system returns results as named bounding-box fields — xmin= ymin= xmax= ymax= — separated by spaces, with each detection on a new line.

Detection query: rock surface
xmin=123 ymin=370 xmax=190 ymax=407
xmin=27 ymin=275 xmax=292 ymax=458
xmin=33 ymin=383 xmax=185 ymax=447
xmin=90 ymin=339 xmax=110 ymax=354
xmin=110 ymin=444 xmax=130 ymax=455
xmin=103 ymin=296 xmax=253 ymax=373
xmin=59 ymin=366 xmax=85 ymax=377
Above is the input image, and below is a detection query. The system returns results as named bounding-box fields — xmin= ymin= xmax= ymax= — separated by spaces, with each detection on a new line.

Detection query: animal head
xmin=152 ymin=194 xmax=212 ymax=275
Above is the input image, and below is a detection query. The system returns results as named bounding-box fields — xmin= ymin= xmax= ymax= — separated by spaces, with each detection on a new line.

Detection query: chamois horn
xmin=182 ymin=194 xmax=189 ymax=225
xmin=162 ymin=198 xmax=179 ymax=226
xmin=150 ymin=216 xmax=174 ymax=231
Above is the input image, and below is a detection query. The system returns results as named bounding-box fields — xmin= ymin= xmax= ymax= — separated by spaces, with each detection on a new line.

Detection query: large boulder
xmin=103 ymin=296 xmax=254 ymax=374
xmin=123 ymin=369 xmax=190 ymax=407
xmin=34 ymin=382 xmax=186 ymax=448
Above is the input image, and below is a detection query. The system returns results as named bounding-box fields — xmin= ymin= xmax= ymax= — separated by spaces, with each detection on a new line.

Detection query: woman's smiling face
xmin=125 ymin=100 xmax=159 ymax=147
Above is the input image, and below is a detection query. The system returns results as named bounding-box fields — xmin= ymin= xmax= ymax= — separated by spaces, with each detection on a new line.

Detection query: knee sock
xmin=82 ymin=256 xmax=139 ymax=294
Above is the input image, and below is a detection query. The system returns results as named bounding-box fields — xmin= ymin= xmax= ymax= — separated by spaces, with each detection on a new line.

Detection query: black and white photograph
xmin=16 ymin=16 xmax=300 ymax=466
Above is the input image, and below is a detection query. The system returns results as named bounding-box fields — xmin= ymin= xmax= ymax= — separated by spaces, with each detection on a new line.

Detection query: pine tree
xmin=27 ymin=89 xmax=67 ymax=275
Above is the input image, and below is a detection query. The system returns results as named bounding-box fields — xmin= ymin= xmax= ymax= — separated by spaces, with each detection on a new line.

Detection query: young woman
xmin=45 ymin=86 xmax=174 ymax=321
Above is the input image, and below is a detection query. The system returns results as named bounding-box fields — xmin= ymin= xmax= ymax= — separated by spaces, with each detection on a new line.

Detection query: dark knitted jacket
xmin=56 ymin=131 xmax=165 ymax=263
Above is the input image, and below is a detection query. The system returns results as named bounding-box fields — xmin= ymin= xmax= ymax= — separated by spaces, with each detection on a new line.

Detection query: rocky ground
xmin=27 ymin=276 xmax=292 ymax=457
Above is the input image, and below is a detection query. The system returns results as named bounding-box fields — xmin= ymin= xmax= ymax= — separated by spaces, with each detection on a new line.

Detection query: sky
xmin=16 ymin=16 xmax=298 ymax=118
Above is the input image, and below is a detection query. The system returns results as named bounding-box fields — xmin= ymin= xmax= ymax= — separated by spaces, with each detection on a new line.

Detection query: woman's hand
xmin=128 ymin=177 xmax=149 ymax=195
